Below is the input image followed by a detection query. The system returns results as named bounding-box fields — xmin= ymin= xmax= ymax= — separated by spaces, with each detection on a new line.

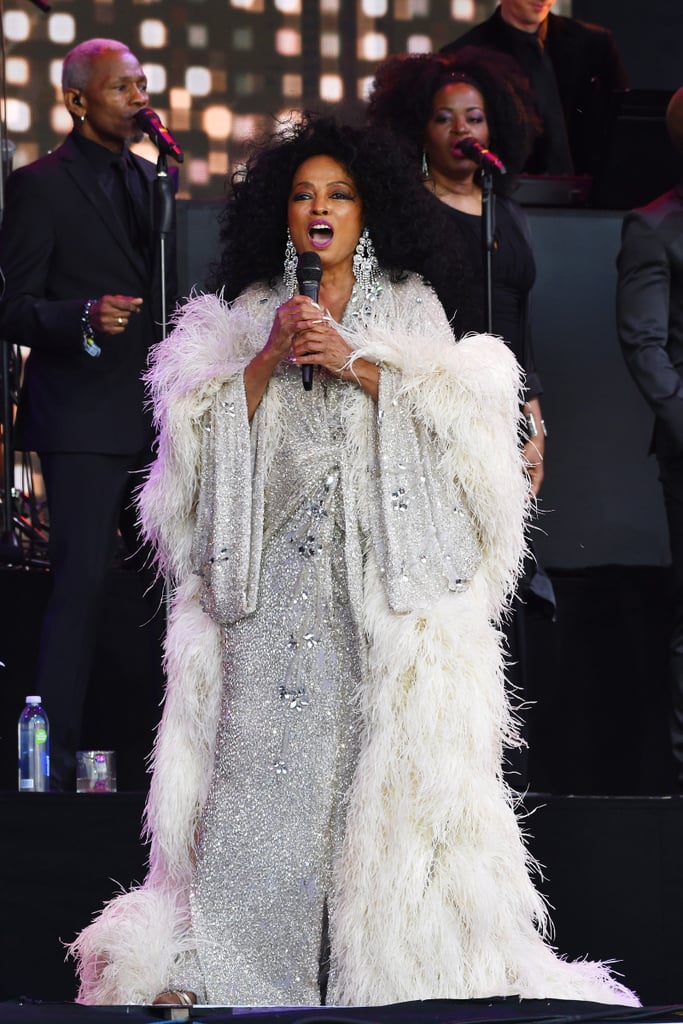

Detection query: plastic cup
xmin=76 ymin=750 xmax=117 ymax=793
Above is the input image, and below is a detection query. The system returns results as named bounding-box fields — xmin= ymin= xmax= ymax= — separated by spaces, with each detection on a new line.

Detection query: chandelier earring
xmin=352 ymin=227 xmax=380 ymax=305
xmin=421 ymin=150 xmax=429 ymax=178
xmin=282 ymin=229 xmax=298 ymax=295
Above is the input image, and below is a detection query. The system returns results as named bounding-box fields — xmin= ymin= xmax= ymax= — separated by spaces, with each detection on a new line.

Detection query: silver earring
xmin=282 ymin=229 xmax=297 ymax=295
xmin=80 ymin=114 xmax=86 ymax=123
xmin=352 ymin=227 xmax=380 ymax=305
xmin=421 ymin=151 xmax=429 ymax=178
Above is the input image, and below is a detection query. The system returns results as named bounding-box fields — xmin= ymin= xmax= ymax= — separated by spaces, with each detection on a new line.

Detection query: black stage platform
xmin=2 ymin=997 xmax=683 ymax=1024
xmin=2 ymin=793 xmax=683 ymax=1008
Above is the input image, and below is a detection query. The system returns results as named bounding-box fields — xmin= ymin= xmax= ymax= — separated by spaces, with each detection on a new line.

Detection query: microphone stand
xmin=0 ymin=334 xmax=20 ymax=561
xmin=151 ymin=150 xmax=175 ymax=340
xmin=150 ymin=150 xmax=175 ymax=626
xmin=481 ymin=167 xmax=496 ymax=334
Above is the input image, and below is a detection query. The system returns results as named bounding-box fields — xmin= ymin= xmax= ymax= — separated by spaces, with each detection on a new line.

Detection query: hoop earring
xmin=282 ymin=229 xmax=297 ymax=295
xmin=352 ymin=227 xmax=380 ymax=305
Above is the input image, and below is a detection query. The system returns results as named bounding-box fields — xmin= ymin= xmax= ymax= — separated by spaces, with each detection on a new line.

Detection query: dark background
xmin=3 ymin=1 xmax=681 ymax=199
xmin=572 ymin=0 xmax=680 ymax=90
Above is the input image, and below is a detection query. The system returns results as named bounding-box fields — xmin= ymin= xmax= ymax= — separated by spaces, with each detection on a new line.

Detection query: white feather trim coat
xmin=71 ymin=275 xmax=638 ymax=1007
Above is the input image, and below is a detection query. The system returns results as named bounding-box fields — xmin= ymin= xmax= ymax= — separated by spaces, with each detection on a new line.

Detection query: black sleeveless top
xmin=419 ymin=191 xmax=541 ymax=398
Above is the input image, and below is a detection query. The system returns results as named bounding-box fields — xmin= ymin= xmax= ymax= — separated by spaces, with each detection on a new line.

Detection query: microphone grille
xmin=296 ymin=250 xmax=322 ymax=284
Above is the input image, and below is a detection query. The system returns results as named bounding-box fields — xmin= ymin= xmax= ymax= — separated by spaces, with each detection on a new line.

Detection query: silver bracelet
xmin=524 ymin=412 xmax=548 ymax=439
xmin=81 ymin=298 xmax=101 ymax=358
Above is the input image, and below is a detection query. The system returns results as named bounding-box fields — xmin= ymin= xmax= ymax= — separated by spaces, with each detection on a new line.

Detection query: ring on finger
xmin=117 ymin=316 xmax=124 ymax=326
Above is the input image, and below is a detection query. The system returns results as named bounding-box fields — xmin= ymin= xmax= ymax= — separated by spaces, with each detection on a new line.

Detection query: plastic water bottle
xmin=18 ymin=696 xmax=50 ymax=792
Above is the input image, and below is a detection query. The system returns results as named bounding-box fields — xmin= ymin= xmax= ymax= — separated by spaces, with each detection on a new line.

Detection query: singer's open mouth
xmin=450 ymin=139 xmax=472 ymax=158
xmin=308 ymin=221 xmax=334 ymax=248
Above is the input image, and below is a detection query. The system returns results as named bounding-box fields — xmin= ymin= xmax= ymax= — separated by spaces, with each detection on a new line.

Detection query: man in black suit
xmin=0 ymin=38 xmax=177 ymax=789
xmin=441 ymin=0 xmax=627 ymax=176
xmin=617 ymin=87 xmax=683 ymax=791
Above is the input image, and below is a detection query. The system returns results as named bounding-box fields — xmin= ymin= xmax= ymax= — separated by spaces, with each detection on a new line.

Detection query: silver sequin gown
xmin=180 ymin=278 xmax=481 ymax=1004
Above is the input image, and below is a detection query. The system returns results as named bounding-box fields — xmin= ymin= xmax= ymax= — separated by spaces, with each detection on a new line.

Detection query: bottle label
xmin=20 ymin=779 xmax=35 ymax=790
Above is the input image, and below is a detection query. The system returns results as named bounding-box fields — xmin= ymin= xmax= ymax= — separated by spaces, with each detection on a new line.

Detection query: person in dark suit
xmin=0 ymin=38 xmax=177 ymax=789
xmin=617 ymin=87 xmax=683 ymax=792
xmin=441 ymin=0 xmax=627 ymax=176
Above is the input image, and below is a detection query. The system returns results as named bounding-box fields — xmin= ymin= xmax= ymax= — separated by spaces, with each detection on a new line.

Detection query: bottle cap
xmin=25 ymin=695 xmax=42 ymax=704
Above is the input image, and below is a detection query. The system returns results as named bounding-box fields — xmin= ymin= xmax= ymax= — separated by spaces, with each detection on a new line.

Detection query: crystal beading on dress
xmin=189 ymin=370 xmax=361 ymax=1003
xmin=177 ymin=274 xmax=487 ymax=1003
xmin=275 ymin=470 xmax=341 ymax=776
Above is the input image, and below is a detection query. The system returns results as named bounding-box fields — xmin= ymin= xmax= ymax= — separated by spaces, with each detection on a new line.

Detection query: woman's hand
xmin=263 ymin=294 xmax=326 ymax=363
xmin=523 ymin=397 xmax=545 ymax=498
xmin=290 ymin=307 xmax=380 ymax=400
xmin=289 ymin=313 xmax=351 ymax=377
xmin=245 ymin=295 xmax=380 ymax=414
xmin=523 ymin=435 xmax=544 ymax=497
xmin=244 ymin=295 xmax=325 ymax=418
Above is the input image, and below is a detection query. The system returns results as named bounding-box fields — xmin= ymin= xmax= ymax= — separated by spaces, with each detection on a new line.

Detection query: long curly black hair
xmin=367 ymin=47 xmax=541 ymax=188
xmin=208 ymin=113 xmax=454 ymax=301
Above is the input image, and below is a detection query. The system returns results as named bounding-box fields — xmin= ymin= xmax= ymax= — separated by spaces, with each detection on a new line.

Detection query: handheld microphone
xmin=295 ymin=251 xmax=322 ymax=392
xmin=456 ymin=137 xmax=506 ymax=175
xmin=133 ymin=108 xmax=184 ymax=163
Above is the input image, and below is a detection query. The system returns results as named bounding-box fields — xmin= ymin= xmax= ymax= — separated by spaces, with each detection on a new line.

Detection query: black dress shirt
xmin=502 ymin=19 xmax=574 ymax=174
xmin=71 ymin=132 xmax=151 ymax=261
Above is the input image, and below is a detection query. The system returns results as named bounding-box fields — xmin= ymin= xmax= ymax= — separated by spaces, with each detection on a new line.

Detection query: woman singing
xmin=72 ymin=115 xmax=636 ymax=1008
xmin=368 ymin=47 xmax=546 ymax=496
xmin=369 ymin=51 xmax=557 ymax=789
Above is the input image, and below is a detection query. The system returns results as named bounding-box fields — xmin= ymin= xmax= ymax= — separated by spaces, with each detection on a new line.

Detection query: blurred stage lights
xmin=2 ymin=0 xmax=512 ymax=196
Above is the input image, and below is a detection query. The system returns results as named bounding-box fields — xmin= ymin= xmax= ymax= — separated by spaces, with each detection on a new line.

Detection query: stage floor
xmin=2 ymin=794 xmax=683 ymax=1009
xmin=2 ymin=999 xmax=683 ymax=1024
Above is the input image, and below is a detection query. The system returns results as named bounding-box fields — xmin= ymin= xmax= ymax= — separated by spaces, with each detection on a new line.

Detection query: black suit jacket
xmin=617 ymin=183 xmax=683 ymax=457
xmin=0 ymin=132 xmax=178 ymax=454
xmin=441 ymin=9 xmax=627 ymax=176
